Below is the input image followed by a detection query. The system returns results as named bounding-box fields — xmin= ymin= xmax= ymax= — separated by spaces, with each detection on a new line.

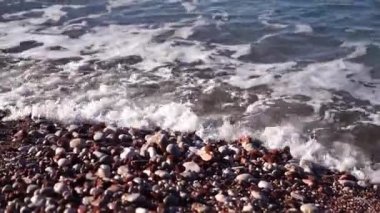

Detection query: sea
xmin=0 ymin=0 xmax=379 ymax=182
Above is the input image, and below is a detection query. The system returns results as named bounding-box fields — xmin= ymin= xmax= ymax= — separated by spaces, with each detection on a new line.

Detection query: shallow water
xmin=0 ymin=0 xmax=379 ymax=181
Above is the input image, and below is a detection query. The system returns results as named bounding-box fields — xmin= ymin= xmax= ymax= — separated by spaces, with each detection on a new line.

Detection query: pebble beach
xmin=0 ymin=115 xmax=379 ymax=213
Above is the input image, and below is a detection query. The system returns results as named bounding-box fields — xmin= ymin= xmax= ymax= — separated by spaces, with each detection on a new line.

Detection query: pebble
xmin=146 ymin=131 xmax=167 ymax=148
xmin=291 ymin=191 xmax=305 ymax=201
xmin=27 ymin=184 xmax=39 ymax=194
xmin=183 ymin=161 xmax=201 ymax=173
xmin=54 ymin=182 xmax=69 ymax=194
xmin=117 ymin=165 xmax=130 ymax=177
xmin=147 ymin=146 xmax=157 ymax=158
xmin=2 ymin=185 xmax=12 ymax=193
xmin=135 ymin=208 xmax=149 ymax=213
xmin=258 ymin=180 xmax=272 ymax=190
xmin=242 ymin=203 xmax=254 ymax=212
xmin=55 ymin=147 xmax=66 ymax=155
xmin=69 ymin=138 xmax=84 ymax=149
xmin=166 ymin=143 xmax=181 ymax=157
xmin=67 ymin=124 xmax=79 ymax=132
xmin=191 ymin=203 xmax=212 ymax=213
xmin=93 ymin=131 xmax=104 ymax=141
xmin=155 ymin=170 xmax=170 ymax=179
xmin=123 ymin=193 xmax=144 ymax=203
xmin=163 ymin=193 xmax=179 ymax=206
xmin=120 ymin=147 xmax=136 ymax=160
xmin=97 ymin=164 xmax=111 ymax=178
xmin=235 ymin=173 xmax=254 ymax=183
xmin=57 ymin=158 xmax=70 ymax=167
xmin=251 ymin=190 xmax=264 ymax=200
xmin=300 ymin=203 xmax=318 ymax=213
xmin=198 ymin=146 xmax=213 ymax=161
xmin=215 ymin=192 xmax=228 ymax=203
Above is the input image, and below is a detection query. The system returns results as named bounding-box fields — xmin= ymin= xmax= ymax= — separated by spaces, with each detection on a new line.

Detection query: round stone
xmin=97 ymin=164 xmax=111 ymax=178
xmin=93 ymin=132 xmax=104 ymax=141
xmin=235 ymin=174 xmax=254 ymax=183
xmin=55 ymin=147 xmax=66 ymax=155
xmin=300 ymin=203 xmax=318 ymax=213
xmin=166 ymin=143 xmax=181 ymax=157
xmin=54 ymin=182 xmax=69 ymax=194
xmin=69 ymin=138 xmax=84 ymax=149
xmin=183 ymin=161 xmax=201 ymax=173
xmin=57 ymin=158 xmax=71 ymax=167
xmin=258 ymin=180 xmax=272 ymax=190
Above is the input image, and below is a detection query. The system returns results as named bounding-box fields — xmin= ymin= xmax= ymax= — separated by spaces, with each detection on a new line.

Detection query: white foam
xmin=294 ymin=24 xmax=313 ymax=33
xmin=260 ymin=124 xmax=378 ymax=178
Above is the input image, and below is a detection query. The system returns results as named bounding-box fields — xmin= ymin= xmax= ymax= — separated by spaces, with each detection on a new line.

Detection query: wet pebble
xmin=300 ymin=203 xmax=318 ymax=213
xmin=97 ymin=164 xmax=111 ymax=178
xmin=235 ymin=173 xmax=254 ymax=183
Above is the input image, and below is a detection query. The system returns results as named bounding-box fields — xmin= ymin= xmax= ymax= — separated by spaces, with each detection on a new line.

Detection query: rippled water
xmin=0 ymin=0 xmax=380 ymax=181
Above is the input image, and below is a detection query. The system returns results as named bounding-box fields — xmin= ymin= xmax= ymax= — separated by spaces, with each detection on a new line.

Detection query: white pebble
xmin=183 ymin=161 xmax=201 ymax=173
xmin=57 ymin=158 xmax=70 ymax=168
xmin=300 ymin=203 xmax=318 ymax=213
xmin=258 ymin=180 xmax=272 ymax=190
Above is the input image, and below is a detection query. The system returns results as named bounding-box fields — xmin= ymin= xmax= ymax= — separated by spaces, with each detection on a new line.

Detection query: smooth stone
xmin=27 ymin=184 xmax=39 ymax=194
xmin=290 ymin=191 xmax=305 ymax=201
xmin=183 ymin=161 xmax=201 ymax=173
xmin=163 ymin=194 xmax=179 ymax=206
xmin=99 ymin=155 xmax=112 ymax=164
xmin=93 ymin=151 xmax=106 ymax=159
xmin=147 ymin=146 xmax=157 ymax=158
xmin=215 ymin=193 xmax=228 ymax=203
xmin=117 ymin=165 xmax=130 ymax=177
xmin=30 ymin=195 xmax=45 ymax=206
xmin=251 ymin=190 xmax=263 ymax=200
xmin=82 ymin=196 xmax=94 ymax=205
xmin=235 ymin=173 xmax=254 ymax=183
xmin=300 ymin=203 xmax=318 ymax=213
xmin=69 ymin=138 xmax=84 ymax=149
xmin=166 ymin=143 xmax=181 ymax=157
xmin=93 ymin=132 xmax=104 ymax=141
xmin=123 ymin=193 xmax=144 ymax=203
xmin=97 ymin=164 xmax=111 ymax=178
xmin=218 ymin=145 xmax=229 ymax=155
xmin=242 ymin=203 xmax=253 ymax=212
xmin=198 ymin=147 xmax=213 ymax=161
xmin=155 ymin=170 xmax=170 ymax=179
xmin=55 ymin=147 xmax=65 ymax=155
xmin=45 ymin=167 xmax=54 ymax=174
xmin=118 ymin=134 xmax=132 ymax=142
xmin=146 ymin=132 xmax=168 ymax=149
xmin=120 ymin=147 xmax=136 ymax=160
xmin=54 ymin=182 xmax=69 ymax=194
xmin=67 ymin=124 xmax=79 ymax=132
xmin=258 ymin=180 xmax=272 ymax=190
xmin=57 ymin=158 xmax=71 ymax=167
xmin=135 ymin=208 xmax=149 ymax=213
xmin=191 ymin=203 xmax=211 ymax=213
xmin=1 ymin=185 xmax=12 ymax=193
xmin=28 ymin=146 xmax=38 ymax=155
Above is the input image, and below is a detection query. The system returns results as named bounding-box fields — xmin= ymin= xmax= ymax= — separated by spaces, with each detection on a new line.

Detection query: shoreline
xmin=0 ymin=117 xmax=380 ymax=212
